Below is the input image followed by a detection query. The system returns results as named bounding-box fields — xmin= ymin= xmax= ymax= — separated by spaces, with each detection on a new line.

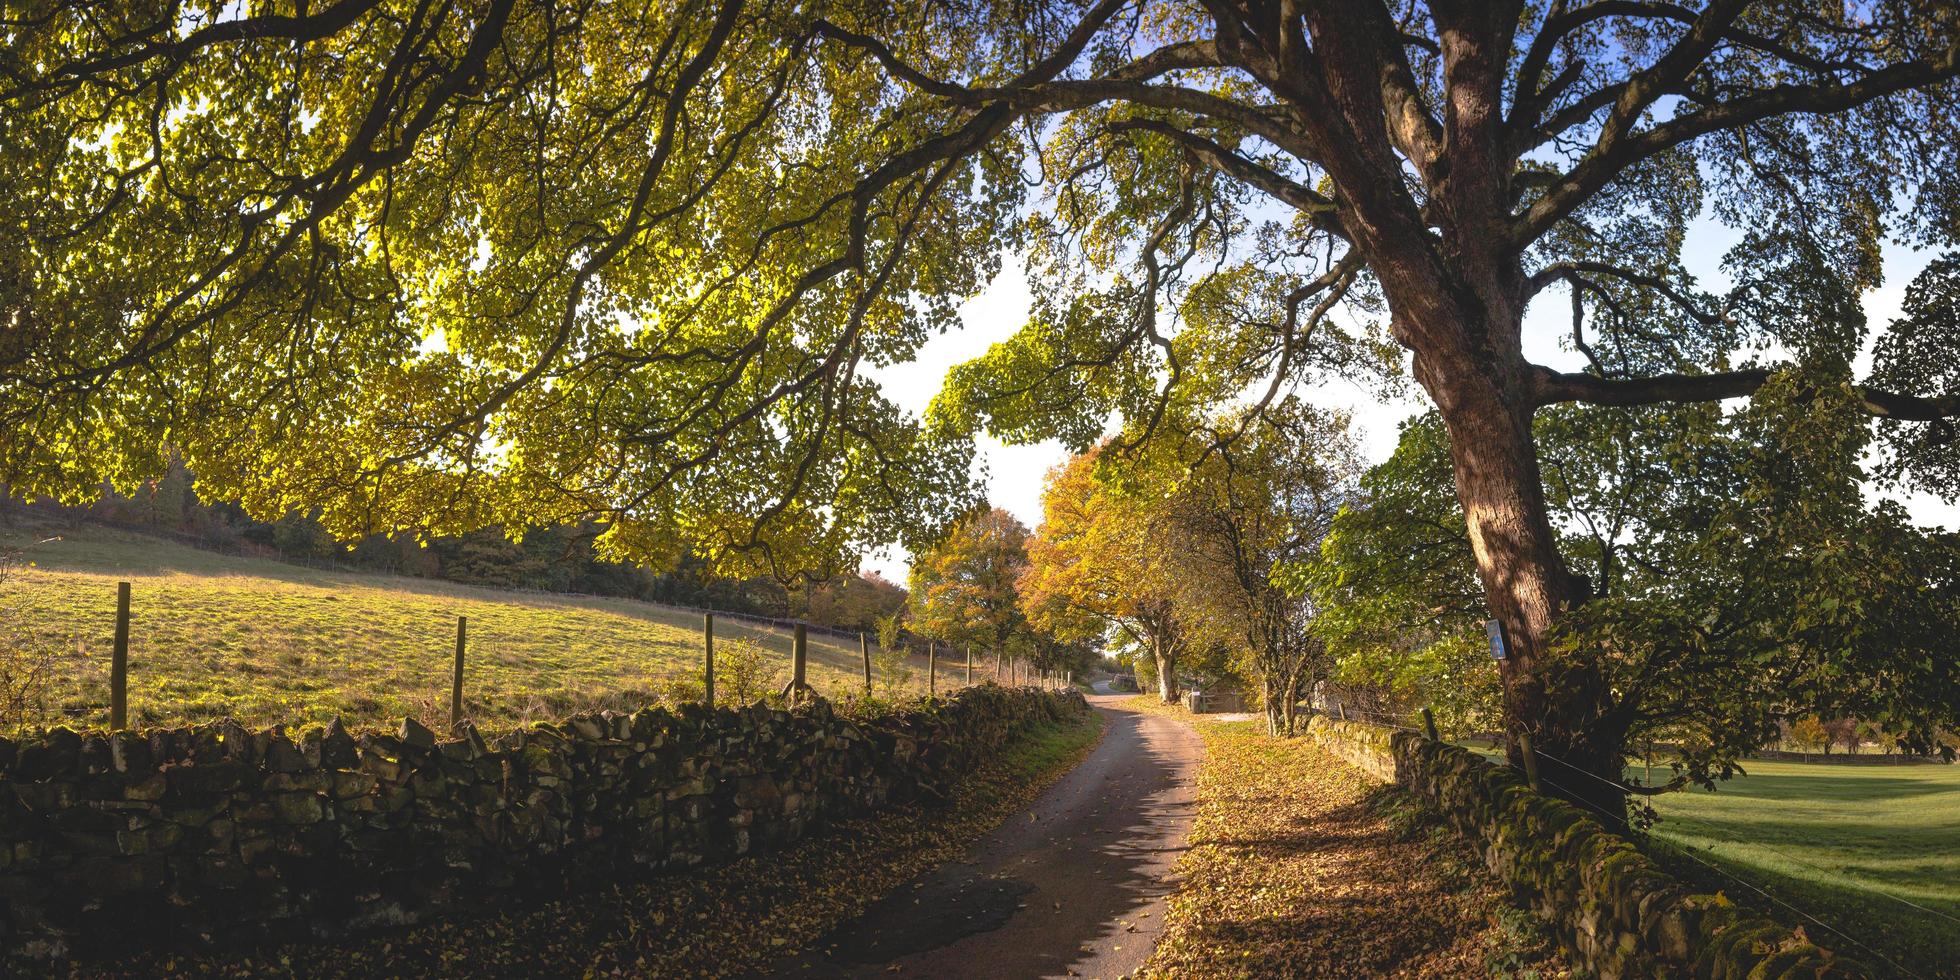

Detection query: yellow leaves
xmin=1129 ymin=703 xmax=1567 ymax=979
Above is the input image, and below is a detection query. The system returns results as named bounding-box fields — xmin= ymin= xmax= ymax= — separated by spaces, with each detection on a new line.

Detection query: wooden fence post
xmin=1422 ymin=707 xmax=1439 ymax=742
xmin=994 ymin=647 xmax=1003 ymax=684
xmin=1336 ymin=703 xmax=1346 ymax=722
xmin=450 ymin=615 xmax=467 ymax=731
xmin=1517 ymin=731 xmax=1543 ymax=793
xmin=965 ymin=643 xmax=972 ymax=687
xmin=110 ymin=581 xmax=131 ymax=730
xmin=703 ymin=613 xmax=715 ymax=709
xmin=928 ymin=641 xmax=937 ymax=696
xmin=861 ymin=632 xmax=872 ymax=697
xmin=792 ymin=623 xmax=807 ymax=691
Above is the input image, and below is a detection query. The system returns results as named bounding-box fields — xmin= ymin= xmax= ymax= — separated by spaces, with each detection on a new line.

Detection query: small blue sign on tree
xmin=1486 ymin=619 xmax=1508 ymax=661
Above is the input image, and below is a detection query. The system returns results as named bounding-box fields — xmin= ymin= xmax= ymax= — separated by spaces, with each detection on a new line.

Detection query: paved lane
xmin=761 ymin=694 xmax=1201 ymax=979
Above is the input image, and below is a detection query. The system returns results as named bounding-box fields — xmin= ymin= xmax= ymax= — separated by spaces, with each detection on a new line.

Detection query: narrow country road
xmin=760 ymin=693 xmax=1201 ymax=979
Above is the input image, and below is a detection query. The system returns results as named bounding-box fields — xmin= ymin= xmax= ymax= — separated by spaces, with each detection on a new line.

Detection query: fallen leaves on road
xmin=73 ymin=714 xmax=1105 ymax=980
xmin=1127 ymin=699 xmax=1567 ymax=979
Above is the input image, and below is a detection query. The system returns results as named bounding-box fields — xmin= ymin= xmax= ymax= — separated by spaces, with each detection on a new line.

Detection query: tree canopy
xmin=1313 ymin=398 xmax=1960 ymax=789
xmin=905 ymin=505 xmax=1031 ymax=654
xmin=11 ymin=0 xmax=1960 ymax=809
xmin=1147 ymin=399 xmax=1360 ymax=733
xmin=1021 ymin=445 xmax=1194 ymax=702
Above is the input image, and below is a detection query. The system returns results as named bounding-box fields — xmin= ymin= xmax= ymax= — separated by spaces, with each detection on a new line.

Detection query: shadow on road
xmin=759 ymin=696 xmax=1201 ymax=979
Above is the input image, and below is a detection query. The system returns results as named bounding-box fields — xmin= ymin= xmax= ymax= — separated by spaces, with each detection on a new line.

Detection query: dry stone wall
xmin=0 ymin=686 xmax=1087 ymax=964
xmin=1307 ymin=717 xmax=1870 ymax=980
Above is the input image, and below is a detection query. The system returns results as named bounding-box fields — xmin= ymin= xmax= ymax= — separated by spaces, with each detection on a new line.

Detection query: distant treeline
xmin=6 ymin=463 xmax=907 ymax=633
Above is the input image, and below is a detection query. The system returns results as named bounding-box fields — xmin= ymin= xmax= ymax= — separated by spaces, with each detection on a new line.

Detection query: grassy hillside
xmin=0 ymin=520 xmax=979 ymax=732
xmin=1650 ymin=758 xmax=1960 ymax=978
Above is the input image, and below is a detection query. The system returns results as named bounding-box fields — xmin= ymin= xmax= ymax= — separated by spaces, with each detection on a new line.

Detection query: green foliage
xmin=716 ymin=637 xmax=782 ymax=707
xmin=1871 ymin=255 xmax=1960 ymax=495
xmin=873 ymin=642 xmax=913 ymax=700
xmin=1301 ymin=415 xmax=1494 ymax=733
xmin=4 ymin=0 xmax=1027 ymax=577
xmin=1310 ymin=388 xmax=1960 ymax=781
xmin=875 ymin=613 xmax=903 ymax=655
xmin=1133 ymin=399 xmax=1361 ymax=732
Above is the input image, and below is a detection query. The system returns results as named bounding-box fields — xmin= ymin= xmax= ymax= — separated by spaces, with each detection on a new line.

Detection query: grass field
xmin=1648 ymin=759 xmax=1960 ymax=978
xmin=0 ymin=520 xmax=977 ymax=733
xmin=1458 ymin=742 xmax=1959 ymax=976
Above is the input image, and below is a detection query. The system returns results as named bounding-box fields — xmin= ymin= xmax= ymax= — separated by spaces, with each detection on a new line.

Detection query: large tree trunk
xmin=1413 ymin=330 xmax=1630 ymax=822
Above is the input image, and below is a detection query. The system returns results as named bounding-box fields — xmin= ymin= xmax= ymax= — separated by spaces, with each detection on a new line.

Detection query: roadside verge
xmin=1125 ymin=698 xmax=1567 ymax=979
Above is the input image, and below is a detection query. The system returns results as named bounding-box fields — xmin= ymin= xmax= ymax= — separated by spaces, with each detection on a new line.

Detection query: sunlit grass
xmin=0 ymin=522 xmax=970 ymax=732
xmin=1649 ymin=758 xmax=1960 ymax=979
xmin=1462 ymin=738 xmax=1960 ymax=977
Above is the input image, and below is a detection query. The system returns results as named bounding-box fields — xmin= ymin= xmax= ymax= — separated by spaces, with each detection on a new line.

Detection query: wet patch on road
xmin=820 ymin=875 xmax=1036 ymax=964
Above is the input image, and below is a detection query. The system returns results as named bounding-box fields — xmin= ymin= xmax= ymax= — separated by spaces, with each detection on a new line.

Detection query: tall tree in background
xmin=12 ymin=1 xmax=1960 ymax=810
xmin=1021 ymin=449 xmax=1192 ymax=703
xmin=802 ymin=572 xmax=909 ymax=634
xmin=906 ymin=507 xmax=1031 ymax=662
xmin=1156 ymin=401 xmax=1360 ymax=735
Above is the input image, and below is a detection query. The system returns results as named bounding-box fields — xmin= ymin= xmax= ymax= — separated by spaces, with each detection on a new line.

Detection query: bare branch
xmin=1517 ymin=31 xmax=1960 ymax=244
xmin=1530 ymin=364 xmax=1960 ymax=421
xmin=1528 ymin=260 xmax=1721 ymax=324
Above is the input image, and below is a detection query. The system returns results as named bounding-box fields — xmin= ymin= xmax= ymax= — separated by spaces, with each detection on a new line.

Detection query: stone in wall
xmin=0 ymin=686 xmax=1088 ymax=965
xmin=1306 ymin=716 xmax=1870 ymax=980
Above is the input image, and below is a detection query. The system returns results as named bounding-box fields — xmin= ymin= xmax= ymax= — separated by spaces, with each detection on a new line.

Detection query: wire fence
xmin=1318 ymin=703 xmax=1953 ymax=979
xmin=7 ymin=578 xmax=1075 ymax=736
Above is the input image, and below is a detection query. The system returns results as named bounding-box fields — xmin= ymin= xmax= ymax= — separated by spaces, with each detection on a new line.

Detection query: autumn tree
xmin=12 ymin=1 xmax=1960 ymax=809
xmin=906 ymin=507 xmax=1032 ymax=665
xmin=801 ymin=571 xmax=908 ymax=633
xmin=1135 ymin=400 xmax=1360 ymax=734
xmin=1021 ymin=449 xmax=1193 ymax=703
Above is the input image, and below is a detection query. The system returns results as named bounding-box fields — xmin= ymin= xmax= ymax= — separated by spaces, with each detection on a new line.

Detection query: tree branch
xmin=1517 ymin=32 xmax=1960 ymax=244
xmin=1528 ymin=260 xmax=1721 ymax=323
xmin=1106 ymin=117 xmax=1341 ymax=228
xmin=1530 ymin=365 xmax=1960 ymax=420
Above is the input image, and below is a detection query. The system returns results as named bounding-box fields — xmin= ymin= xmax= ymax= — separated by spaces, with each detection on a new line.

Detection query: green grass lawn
xmin=1458 ymin=741 xmax=1958 ymax=976
xmin=1648 ymin=759 xmax=1960 ymax=979
xmin=0 ymin=520 xmax=971 ymax=733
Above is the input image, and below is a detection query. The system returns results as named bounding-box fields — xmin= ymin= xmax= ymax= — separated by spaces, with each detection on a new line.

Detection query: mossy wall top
xmin=0 ymin=686 xmax=1087 ymax=964
xmin=1306 ymin=717 xmax=1871 ymax=980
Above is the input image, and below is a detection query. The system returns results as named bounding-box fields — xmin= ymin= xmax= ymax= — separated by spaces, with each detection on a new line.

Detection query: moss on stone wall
xmin=0 ymin=687 xmax=1087 ymax=964
xmin=1307 ymin=717 xmax=1870 ymax=980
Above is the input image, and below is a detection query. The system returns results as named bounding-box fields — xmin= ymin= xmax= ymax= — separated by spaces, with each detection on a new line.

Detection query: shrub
xmin=718 ymin=637 xmax=781 ymax=705
xmin=658 ymin=674 xmax=705 ymax=707
xmin=0 ymin=546 xmax=55 ymax=734
xmin=874 ymin=643 xmax=912 ymax=699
